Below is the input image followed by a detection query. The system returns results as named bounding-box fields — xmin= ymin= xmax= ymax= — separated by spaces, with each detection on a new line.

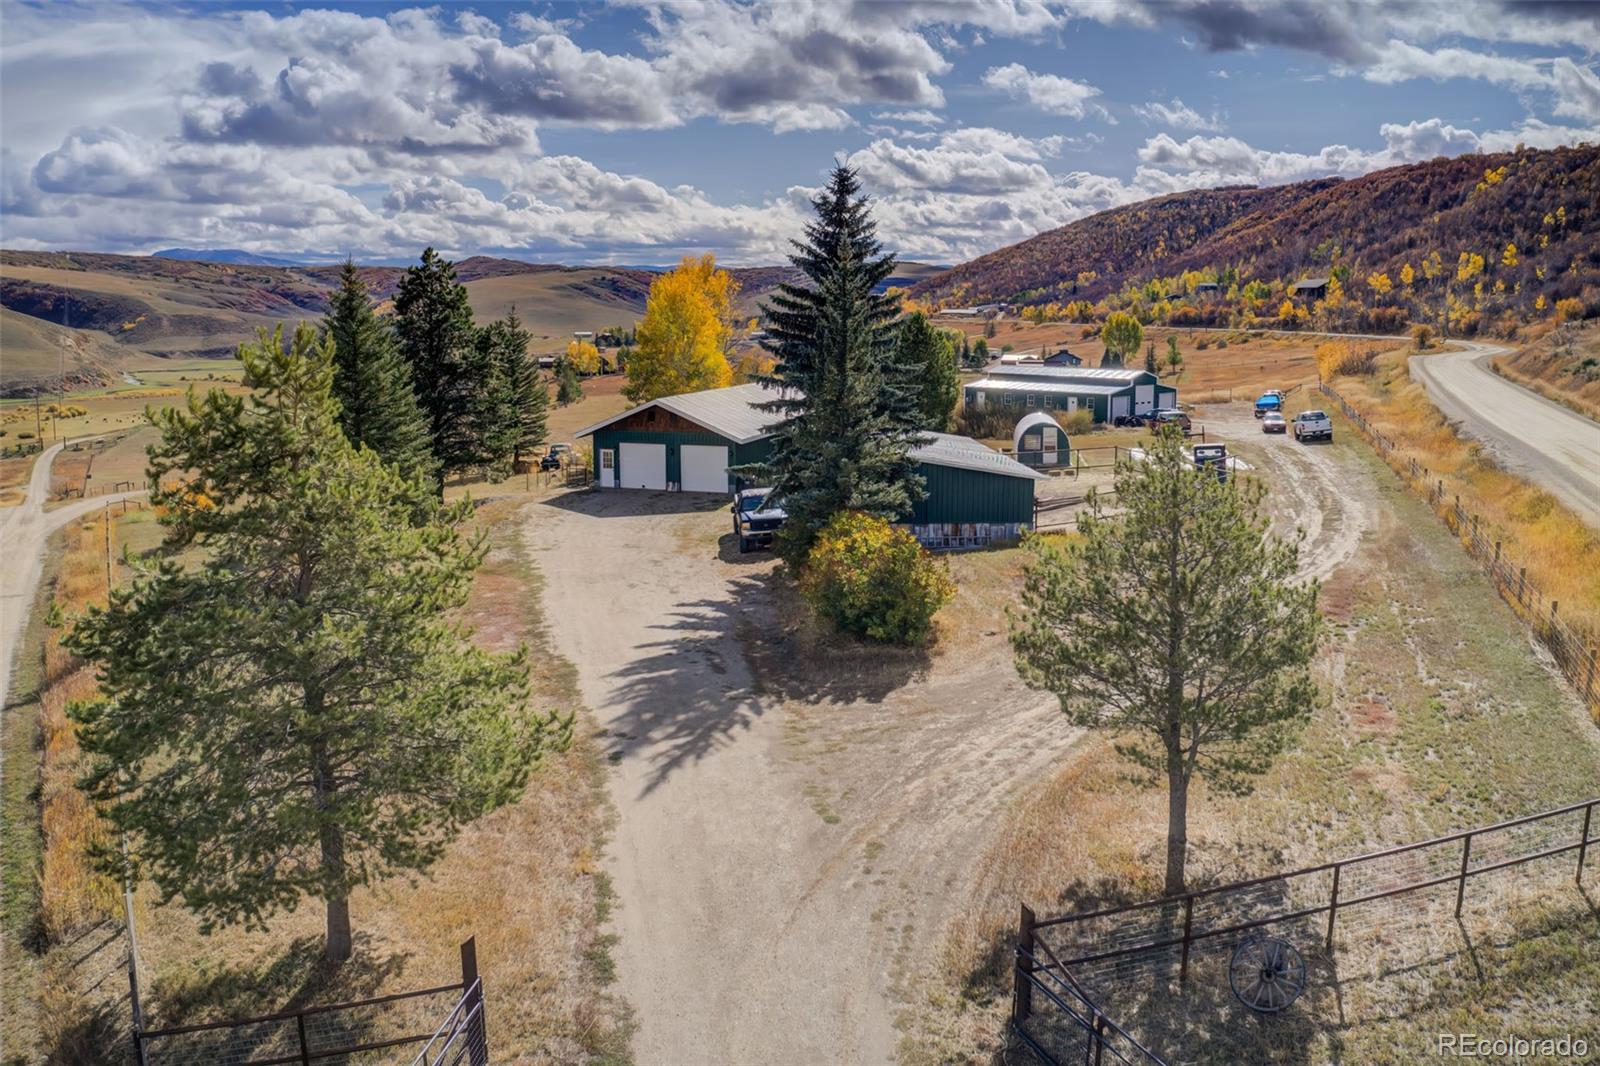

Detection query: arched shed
xmin=1012 ymin=411 xmax=1070 ymax=467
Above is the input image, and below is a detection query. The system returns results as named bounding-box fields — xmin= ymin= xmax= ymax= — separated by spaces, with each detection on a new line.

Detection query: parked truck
xmin=1292 ymin=409 xmax=1333 ymax=443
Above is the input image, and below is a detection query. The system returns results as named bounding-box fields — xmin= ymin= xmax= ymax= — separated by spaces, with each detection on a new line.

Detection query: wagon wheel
xmin=1229 ymin=936 xmax=1306 ymax=1013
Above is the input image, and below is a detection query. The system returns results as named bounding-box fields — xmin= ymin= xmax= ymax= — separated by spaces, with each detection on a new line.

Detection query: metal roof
xmin=576 ymin=382 xmax=783 ymax=443
xmin=1292 ymin=277 xmax=1330 ymax=289
xmin=1012 ymin=411 xmax=1066 ymax=434
xmin=579 ymin=384 xmax=1042 ymax=481
xmin=966 ymin=377 xmax=1130 ymax=396
xmin=913 ymin=432 xmax=1046 ymax=480
xmin=985 ymin=365 xmax=1152 ymax=384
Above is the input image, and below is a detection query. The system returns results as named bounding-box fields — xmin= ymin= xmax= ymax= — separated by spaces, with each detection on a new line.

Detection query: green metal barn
xmin=963 ymin=366 xmax=1177 ymax=424
xmin=577 ymin=383 xmax=1044 ymax=546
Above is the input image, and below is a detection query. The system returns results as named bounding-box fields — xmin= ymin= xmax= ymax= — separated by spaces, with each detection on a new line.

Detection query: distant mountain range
xmin=152 ymin=248 xmax=310 ymax=267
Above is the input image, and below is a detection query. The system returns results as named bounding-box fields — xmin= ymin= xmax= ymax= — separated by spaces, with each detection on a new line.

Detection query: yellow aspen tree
xmin=625 ymin=254 xmax=737 ymax=403
xmin=1399 ymin=262 xmax=1415 ymax=288
xmin=565 ymin=339 xmax=601 ymax=374
xmin=1501 ymin=242 xmax=1518 ymax=268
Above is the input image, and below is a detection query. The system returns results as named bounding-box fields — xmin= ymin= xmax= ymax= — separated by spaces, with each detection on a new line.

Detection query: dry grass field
xmin=1325 ymin=346 xmax=1600 ymax=640
xmin=462 ymin=272 xmax=647 ymax=355
xmin=944 ymin=318 xmax=1403 ymax=399
xmin=902 ymin=410 xmax=1600 ymax=1065
xmin=0 ymin=495 xmax=631 ymax=1065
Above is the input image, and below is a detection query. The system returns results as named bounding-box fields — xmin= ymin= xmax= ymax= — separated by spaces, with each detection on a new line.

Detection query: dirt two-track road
xmin=0 ymin=443 xmax=141 ymax=716
xmin=524 ymin=406 xmax=1375 ymax=1066
xmin=1409 ymin=340 xmax=1600 ymax=528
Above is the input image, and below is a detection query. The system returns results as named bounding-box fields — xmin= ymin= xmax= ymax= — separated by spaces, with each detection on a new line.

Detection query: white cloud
xmin=982 ymin=63 xmax=1104 ymax=119
xmin=1362 ymin=42 xmax=1600 ymax=121
xmin=875 ymin=109 xmax=947 ymax=126
xmin=1132 ymin=97 xmax=1224 ymax=132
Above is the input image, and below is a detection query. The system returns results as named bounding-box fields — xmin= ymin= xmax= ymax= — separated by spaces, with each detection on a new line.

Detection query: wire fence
xmin=1011 ymin=798 xmax=1598 ymax=1065
xmin=1319 ymin=382 xmax=1599 ymax=715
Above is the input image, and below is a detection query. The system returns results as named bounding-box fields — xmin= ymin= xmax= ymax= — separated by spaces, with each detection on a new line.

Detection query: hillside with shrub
xmin=1492 ymin=319 xmax=1600 ymax=420
xmin=911 ymin=145 xmax=1599 ymax=338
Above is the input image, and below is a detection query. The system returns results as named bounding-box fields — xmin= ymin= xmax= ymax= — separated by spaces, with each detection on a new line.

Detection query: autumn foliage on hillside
xmin=913 ymin=145 xmax=1599 ymax=338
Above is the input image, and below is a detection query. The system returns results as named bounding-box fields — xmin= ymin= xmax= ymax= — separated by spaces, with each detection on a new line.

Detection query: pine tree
xmin=65 ymin=323 xmax=566 ymax=963
xmin=500 ymin=310 xmax=549 ymax=466
xmin=1010 ymin=428 xmax=1320 ymax=895
xmin=896 ymin=312 xmax=959 ymax=430
xmin=322 ymin=261 xmax=436 ymax=488
xmin=461 ymin=316 xmax=523 ymax=479
xmin=394 ymin=248 xmax=478 ymax=478
xmin=751 ymin=164 xmax=925 ymax=564
xmin=556 ymin=360 xmax=583 ymax=406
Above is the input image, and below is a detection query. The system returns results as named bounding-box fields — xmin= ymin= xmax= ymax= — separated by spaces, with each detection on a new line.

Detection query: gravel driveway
xmin=526 ymin=489 xmax=1079 ymax=1066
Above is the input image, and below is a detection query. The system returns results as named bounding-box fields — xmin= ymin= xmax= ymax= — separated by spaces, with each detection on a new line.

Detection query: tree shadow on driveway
xmin=602 ymin=579 xmax=771 ymax=796
xmin=601 ymin=568 xmax=932 ymax=795
xmin=541 ymin=488 xmax=729 ymax=518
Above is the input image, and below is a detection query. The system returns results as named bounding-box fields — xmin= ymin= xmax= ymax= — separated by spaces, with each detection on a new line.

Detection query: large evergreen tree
xmin=753 ymin=164 xmax=925 ymax=563
xmin=322 ymin=261 xmax=436 ymax=487
xmin=465 ymin=311 xmax=534 ymax=477
xmin=394 ymin=248 xmax=479 ymax=477
xmin=66 ymin=324 xmax=565 ymax=963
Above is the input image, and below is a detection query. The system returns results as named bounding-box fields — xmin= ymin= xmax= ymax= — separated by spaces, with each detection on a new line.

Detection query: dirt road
xmin=527 ymin=492 xmax=1079 ymax=1065
xmin=1199 ymin=404 xmax=1379 ymax=582
xmin=1409 ymin=340 xmax=1600 ymax=528
xmin=0 ymin=442 xmax=140 ymax=708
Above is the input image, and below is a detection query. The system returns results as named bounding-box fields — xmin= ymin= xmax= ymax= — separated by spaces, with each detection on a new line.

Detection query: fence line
xmin=1319 ymin=381 xmax=1598 ymax=714
xmin=1013 ymin=797 xmax=1598 ymax=1063
xmin=133 ymin=938 xmax=490 ymax=1066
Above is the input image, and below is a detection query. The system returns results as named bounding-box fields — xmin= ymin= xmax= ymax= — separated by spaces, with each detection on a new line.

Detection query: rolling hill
xmin=912 ymin=144 xmax=1599 ymax=337
xmin=0 ymin=247 xmax=944 ymax=392
xmin=0 ymin=253 xmax=660 ymax=390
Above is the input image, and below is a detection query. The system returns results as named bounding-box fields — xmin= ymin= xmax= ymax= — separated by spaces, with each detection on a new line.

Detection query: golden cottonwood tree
xmin=626 ymin=254 xmax=737 ymax=403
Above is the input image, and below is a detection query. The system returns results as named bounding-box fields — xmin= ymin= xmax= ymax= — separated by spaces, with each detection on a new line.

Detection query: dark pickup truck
xmin=732 ymin=489 xmax=787 ymax=553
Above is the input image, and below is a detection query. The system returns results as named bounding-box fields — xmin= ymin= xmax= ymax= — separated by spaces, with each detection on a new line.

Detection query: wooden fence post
xmin=1518 ymin=567 xmax=1527 ymax=604
xmin=296 ymin=1015 xmax=311 ymax=1066
xmin=1016 ymin=904 xmax=1036 ymax=1022
xmin=1455 ymin=834 xmax=1473 ymax=917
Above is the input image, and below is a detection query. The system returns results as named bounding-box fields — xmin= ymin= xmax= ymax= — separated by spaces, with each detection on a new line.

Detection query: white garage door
xmin=1110 ymin=395 xmax=1130 ymax=422
xmin=1134 ymin=384 xmax=1156 ymax=414
xmin=680 ymin=444 xmax=729 ymax=494
xmin=618 ymin=442 xmax=666 ymax=490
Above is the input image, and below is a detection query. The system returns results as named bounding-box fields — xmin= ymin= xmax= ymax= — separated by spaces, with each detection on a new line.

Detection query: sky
xmin=2 ymin=0 xmax=1598 ymax=266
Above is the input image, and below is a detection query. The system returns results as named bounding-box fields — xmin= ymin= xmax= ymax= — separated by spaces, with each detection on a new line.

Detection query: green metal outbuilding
xmin=963 ymin=366 xmax=1177 ymax=424
xmin=577 ymin=383 xmax=1045 ymax=547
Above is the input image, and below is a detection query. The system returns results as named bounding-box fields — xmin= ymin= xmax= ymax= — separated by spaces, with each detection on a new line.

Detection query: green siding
xmin=590 ymin=429 xmax=770 ymax=490
xmin=910 ymin=462 xmax=1036 ymax=525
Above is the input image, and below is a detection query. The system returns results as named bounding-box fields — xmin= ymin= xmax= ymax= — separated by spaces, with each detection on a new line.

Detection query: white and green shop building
xmin=963 ymin=366 xmax=1177 ymax=424
xmin=577 ymin=383 xmax=1045 ymax=547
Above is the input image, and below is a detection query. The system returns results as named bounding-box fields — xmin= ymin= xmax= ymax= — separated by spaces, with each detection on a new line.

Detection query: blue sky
xmin=2 ymin=1 xmax=1597 ymax=265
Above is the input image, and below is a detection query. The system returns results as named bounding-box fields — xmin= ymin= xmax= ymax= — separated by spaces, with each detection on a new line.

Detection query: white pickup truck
xmin=1292 ymin=409 xmax=1333 ymax=443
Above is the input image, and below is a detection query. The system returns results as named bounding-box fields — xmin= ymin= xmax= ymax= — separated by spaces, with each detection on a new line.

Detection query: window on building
xmin=1027 ymin=394 xmax=1037 ymax=407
